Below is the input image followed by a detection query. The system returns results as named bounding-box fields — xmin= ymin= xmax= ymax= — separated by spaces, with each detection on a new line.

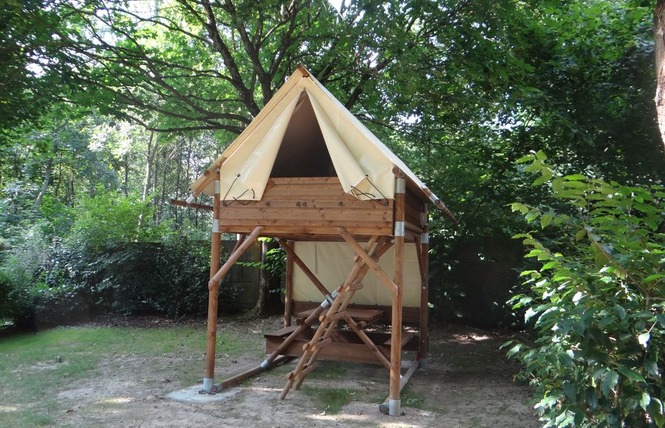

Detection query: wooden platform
xmin=264 ymin=326 xmax=417 ymax=365
xmin=217 ymin=177 xmax=415 ymax=239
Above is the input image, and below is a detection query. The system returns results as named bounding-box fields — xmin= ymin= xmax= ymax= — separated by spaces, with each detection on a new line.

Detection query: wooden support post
xmin=204 ymin=223 xmax=262 ymax=393
xmin=419 ymin=206 xmax=430 ymax=366
xmin=389 ymin=171 xmax=406 ymax=416
xmin=284 ymin=240 xmax=294 ymax=327
xmin=204 ymin=174 xmax=221 ymax=393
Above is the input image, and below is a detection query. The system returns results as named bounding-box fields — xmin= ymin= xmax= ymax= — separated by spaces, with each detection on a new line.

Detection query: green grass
xmin=0 ymin=323 xmax=253 ymax=427
xmin=300 ymin=385 xmax=358 ymax=414
xmin=306 ymin=361 xmax=349 ymax=380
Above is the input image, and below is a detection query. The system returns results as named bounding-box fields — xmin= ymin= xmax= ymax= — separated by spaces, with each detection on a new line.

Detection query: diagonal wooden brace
xmin=208 ymin=226 xmax=263 ymax=289
xmin=337 ymin=227 xmax=398 ymax=296
xmin=277 ymin=238 xmax=330 ymax=298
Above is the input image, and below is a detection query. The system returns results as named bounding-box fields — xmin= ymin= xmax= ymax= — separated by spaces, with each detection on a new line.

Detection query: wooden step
xmin=383 ymin=331 xmax=415 ymax=349
xmin=264 ymin=325 xmax=298 ymax=338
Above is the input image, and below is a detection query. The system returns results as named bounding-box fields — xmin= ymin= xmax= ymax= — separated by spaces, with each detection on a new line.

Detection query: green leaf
xmin=640 ymin=392 xmax=651 ymax=411
xmin=563 ymin=181 xmax=589 ymax=190
xmin=533 ymin=174 xmax=550 ymax=186
xmin=506 ymin=343 xmax=523 ymax=358
xmin=525 ymin=210 xmax=540 ymax=222
xmin=524 ymin=159 xmax=543 ymax=173
xmin=613 ymin=305 xmax=626 ymax=321
xmin=552 ymin=177 xmax=564 ymax=194
xmin=540 ymin=213 xmax=554 ymax=229
xmin=564 ymin=174 xmax=587 ymax=181
xmin=601 ymin=370 xmax=619 ymax=397
xmin=645 ymin=274 xmax=665 ymax=283
xmin=645 ymin=359 xmax=659 ymax=377
xmin=617 ymin=366 xmax=645 ymax=383
xmin=562 ymin=381 xmax=576 ymax=400
xmin=510 ymin=202 xmax=530 ymax=214
xmin=575 ymin=229 xmax=587 ymax=241
xmin=516 ymin=154 xmax=534 ymax=164
xmin=535 ymin=150 xmax=547 ymax=161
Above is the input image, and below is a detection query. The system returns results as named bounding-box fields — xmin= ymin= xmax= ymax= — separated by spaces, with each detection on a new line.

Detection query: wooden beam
xmin=343 ymin=313 xmax=391 ymax=370
xmin=389 ymin=171 xmax=406 ymax=416
xmin=284 ymin=240 xmax=295 ymax=327
xmin=208 ymin=226 xmax=263 ymax=290
xmin=276 ymin=239 xmax=330 ymax=298
xmin=419 ymin=206 xmax=430 ymax=363
xmin=337 ymin=228 xmax=398 ymax=296
xmin=170 ymin=198 xmax=214 ymax=211
xmin=292 ymin=301 xmax=421 ymax=325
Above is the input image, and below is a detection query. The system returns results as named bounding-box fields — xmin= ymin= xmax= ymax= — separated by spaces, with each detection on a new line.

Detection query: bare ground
xmin=51 ymin=316 xmax=539 ymax=428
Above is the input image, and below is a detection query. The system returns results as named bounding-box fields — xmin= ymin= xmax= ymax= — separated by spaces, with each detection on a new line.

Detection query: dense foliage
xmin=507 ymin=152 xmax=664 ymax=427
xmin=1 ymin=0 xmax=664 ymax=329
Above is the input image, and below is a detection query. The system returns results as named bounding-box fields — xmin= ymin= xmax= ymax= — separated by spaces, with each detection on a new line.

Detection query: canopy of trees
xmin=1 ymin=1 xmax=664 ymax=425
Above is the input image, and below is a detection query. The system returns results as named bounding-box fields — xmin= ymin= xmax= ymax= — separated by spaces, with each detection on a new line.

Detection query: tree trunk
xmin=252 ymin=239 xmax=269 ymax=317
xmin=654 ymin=0 xmax=665 ymax=149
xmin=34 ymin=156 xmax=53 ymax=211
xmin=142 ymin=132 xmax=157 ymax=202
xmin=123 ymin=152 xmax=129 ymax=196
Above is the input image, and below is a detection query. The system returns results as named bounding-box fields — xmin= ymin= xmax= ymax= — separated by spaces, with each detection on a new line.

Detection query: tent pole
xmin=389 ymin=172 xmax=406 ymax=416
xmin=203 ymin=174 xmax=221 ymax=393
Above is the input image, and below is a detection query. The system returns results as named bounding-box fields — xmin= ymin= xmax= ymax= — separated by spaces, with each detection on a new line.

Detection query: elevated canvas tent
xmin=183 ymin=66 xmax=455 ymax=416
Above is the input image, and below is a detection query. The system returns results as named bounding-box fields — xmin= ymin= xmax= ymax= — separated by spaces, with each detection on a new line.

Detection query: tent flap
xmin=218 ymin=93 xmax=299 ymax=202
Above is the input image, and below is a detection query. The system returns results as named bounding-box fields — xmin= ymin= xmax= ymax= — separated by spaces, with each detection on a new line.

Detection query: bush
xmin=506 ymin=152 xmax=664 ymax=427
xmin=0 ymin=226 xmax=48 ymax=328
xmin=87 ymin=238 xmax=244 ymax=317
xmin=67 ymin=191 xmax=168 ymax=252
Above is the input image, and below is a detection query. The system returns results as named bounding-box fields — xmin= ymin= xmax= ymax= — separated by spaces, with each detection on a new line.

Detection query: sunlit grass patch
xmin=300 ymin=386 xmax=358 ymax=414
xmin=306 ymin=361 xmax=348 ymax=380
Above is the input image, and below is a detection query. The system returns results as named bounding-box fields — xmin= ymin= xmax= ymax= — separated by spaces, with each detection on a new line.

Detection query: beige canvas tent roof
xmin=189 ymin=66 xmax=453 ymax=219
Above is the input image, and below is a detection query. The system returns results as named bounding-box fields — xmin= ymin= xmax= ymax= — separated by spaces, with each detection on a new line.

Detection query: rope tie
xmin=222 ymin=174 xmax=255 ymax=206
xmin=350 ymin=175 xmax=389 ymax=206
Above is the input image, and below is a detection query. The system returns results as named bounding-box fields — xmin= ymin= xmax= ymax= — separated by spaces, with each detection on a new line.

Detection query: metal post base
xmin=389 ymin=399 xmax=401 ymax=416
xmin=200 ymin=377 xmax=217 ymax=394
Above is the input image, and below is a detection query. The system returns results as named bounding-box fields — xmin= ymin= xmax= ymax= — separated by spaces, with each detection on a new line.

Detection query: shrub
xmin=67 ymin=191 xmax=167 ymax=252
xmin=0 ymin=226 xmax=49 ymax=328
xmin=506 ymin=152 xmax=664 ymax=427
xmin=88 ymin=238 xmax=243 ymax=317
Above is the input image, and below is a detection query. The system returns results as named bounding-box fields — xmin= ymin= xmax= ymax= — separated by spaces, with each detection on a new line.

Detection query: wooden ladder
xmin=280 ymin=235 xmax=393 ymax=399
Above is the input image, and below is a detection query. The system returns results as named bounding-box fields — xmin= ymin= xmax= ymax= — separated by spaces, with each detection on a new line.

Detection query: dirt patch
xmin=51 ymin=317 xmax=538 ymax=427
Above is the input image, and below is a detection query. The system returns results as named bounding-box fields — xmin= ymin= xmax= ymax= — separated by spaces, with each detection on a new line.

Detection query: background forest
xmin=1 ymin=1 xmax=665 ymax=425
